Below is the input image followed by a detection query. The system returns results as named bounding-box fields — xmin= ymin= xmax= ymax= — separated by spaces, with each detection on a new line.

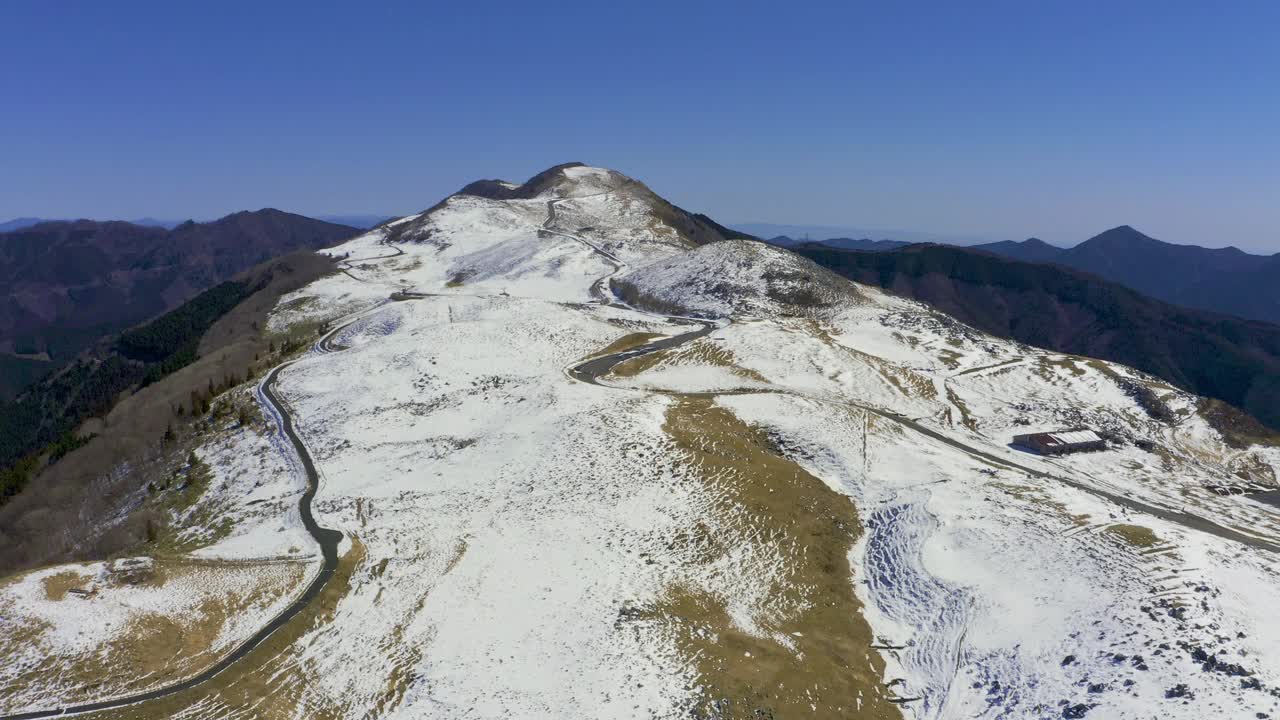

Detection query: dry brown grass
xmin=41 ymin=569 xmax=92 ymax=600
xmin=609 ymin=338 xmax=770 ymax=386
xmin=77 ymin=542 xmax=363 ymax=720
xmin=644 ymin=399 xmax=901 ymax=719
xmin=1105 ymin=524 xmax=1159 ymax=548
xmin=987 ymin=480 xmax=1086 ymax=525
xmin=1036 ymin=355 xmax=1086 ymax=379
xmin=2 ymin=558 xmax=311 ymax=715
xmin=1229 ymin=453 xmax=1278 ymax=485
xmin=937 ymin=348 xmax=963 ymax=370
xmin=803 ymin=319 xmax=936 ymax=401
xmin=586 ymin=331 xmax=663 ymax=360
xmin=609 ymin=346 xmax=671 ymax=378
xmin=945 ymin=385 xmax=978 ymax=431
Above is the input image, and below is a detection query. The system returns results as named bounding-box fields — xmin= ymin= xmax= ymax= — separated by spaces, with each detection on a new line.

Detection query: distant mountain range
xmin=795 ymin=241 xmax=1280 ymax=434
xmin=0 ymin=210 xmax=357 ymax=398
xmin=773 ymin=224 xmax=1280 ymax=325
xmin=1 ymin=214 xmax=394 ymax=234
xmin=733 ymin=222 xmax=991 ymax=246
xmin=315 ymin=214 xmax=397 ymax=229
xmin=0 ymin=217 xmax=183 ymax=232
xmin=769 ymin=235 xmax=910 ymax=252
xmin=970 ymin=226 xmax=1280 ymax=325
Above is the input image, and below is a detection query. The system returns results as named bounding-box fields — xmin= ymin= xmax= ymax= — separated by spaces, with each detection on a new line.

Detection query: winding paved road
xmin=863 ymin=406 xmax=1280 ymax=554
xmin=3 ymin=362 xmax=343 ymax=720
xmin=335 ymin=241 xmax=403 ymax=282
xmin=569 ymin=326 xmax=1280 ymax=556
xmin=13 ymin=186 xmax=1275 ymax=718
xmin=547 ymin=191 xmax=1280 ymax=556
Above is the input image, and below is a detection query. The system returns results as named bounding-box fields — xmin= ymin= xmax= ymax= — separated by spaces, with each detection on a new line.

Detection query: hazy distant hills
xmin=0 ymin=217 xmax=182 ymax=232
xmin=795 ymin=241 xmax=1280 ymax=433
xmin=1 ymin=214 xmax=393 ymax=233
xmin=774 ymin=224 xmax=1280 ymax=325
xmin=734 ymin=222 xmax=990 ymax=246
xmin=976 ymin=226 xmax=1280 ymax=325
xmin=0 ymin=218 xmax=52 ymax=233
xmin=0 ymin=210 xmax=357 ymax=398
xmin=315 ymin=214 xmax=395 ymax=229
xmin=967 ymin=237 xmax=1066 ymax=263
xmin=770 ymin=235 xmax=910 ymax=252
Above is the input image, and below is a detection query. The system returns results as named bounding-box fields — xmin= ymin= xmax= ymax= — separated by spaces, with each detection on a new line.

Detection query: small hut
xmin=1012 ymin=428 xmax=1105 ymax=456
xmin=105 ymin=557 xmax=156 ymax=585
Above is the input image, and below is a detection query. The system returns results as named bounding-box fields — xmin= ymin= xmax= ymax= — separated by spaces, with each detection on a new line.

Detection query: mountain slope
xmin=4 ymin=164 xmax=1280 ymax=720
xmin=793 ymin=241 xmax=1280 ymax=433
xmin=0 ymin=217 xmax=53 ymax=233
xmin=0 ymin=250 xmax=336 ymax=569
xmin=617 ymin=239 xmax=865 ymax=318
xmin=976 ymin=226 xmax=1280 ymax=324
xmin=970 ymin=236 xmax=1067 ymax=262
xmin=0 ymin=211 xmax=357 ymax=397
xmin=770 ymin=235 xmax=912 ymax=252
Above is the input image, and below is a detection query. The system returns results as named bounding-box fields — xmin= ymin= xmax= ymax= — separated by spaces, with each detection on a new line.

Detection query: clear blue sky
xmin=3 ymin=1 xmax=1278 ymax=250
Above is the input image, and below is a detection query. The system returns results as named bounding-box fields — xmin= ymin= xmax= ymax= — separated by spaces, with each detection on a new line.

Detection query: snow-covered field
xmin=0 ymin=555 xmax=309 ymax=712
xmin=0 ymin=383 xmax=322 ymax=715
xmin=5 ymin=164 xmax=1280 ymax=719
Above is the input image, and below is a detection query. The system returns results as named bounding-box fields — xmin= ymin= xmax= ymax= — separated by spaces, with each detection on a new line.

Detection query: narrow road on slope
xmin=335 ymin=239 xmax=404 ymax=282
xmin=535 ymin=194 xmax=721 ymax=381
xmin=3 ymin=361 xmax=344 ymax=720
xmin=539 ymin=196 xmax=628 ymax=303
xmin=860 ymin=407 xmax=1280 ymax=554
xmin=4 ymin=198 xmax=684 ymax=719
xmin=545 ymin=201 xmax=1280 ymax=559
xmin=568 ymin=326 xmax=1280 ymax=557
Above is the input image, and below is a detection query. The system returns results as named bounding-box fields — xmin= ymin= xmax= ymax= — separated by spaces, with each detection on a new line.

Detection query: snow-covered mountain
xmin=4 ymin=164 xmax=1280 ymax=719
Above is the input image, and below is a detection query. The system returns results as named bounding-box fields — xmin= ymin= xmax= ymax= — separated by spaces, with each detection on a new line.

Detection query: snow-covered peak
xmin=453 ymin=162 xmax=635 ymax=201
xmin=364 ymin=163 xmax=731 ymax=288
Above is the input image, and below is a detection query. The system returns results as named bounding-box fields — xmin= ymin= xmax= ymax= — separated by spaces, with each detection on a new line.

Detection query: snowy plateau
xmin=3 ymin=164 xmax=1280 ymax=720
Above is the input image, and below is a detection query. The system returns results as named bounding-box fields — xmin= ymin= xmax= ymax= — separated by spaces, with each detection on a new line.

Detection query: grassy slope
xmin=794 ymin=242 xmax=1280 ymax=433
xmin=0 ymin=251 xmax=336 ymax=576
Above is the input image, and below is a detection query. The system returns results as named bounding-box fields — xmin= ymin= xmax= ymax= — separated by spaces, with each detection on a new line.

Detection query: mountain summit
xmin=4 ymin=164 xmax=1280 ymax=720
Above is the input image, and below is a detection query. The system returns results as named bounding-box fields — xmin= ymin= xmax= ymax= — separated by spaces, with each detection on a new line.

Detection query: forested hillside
xmin=972 ymin=226 xmax=1280 ymax=324
xmin=0 ymin=251 xmax=335 ymax=574
xmin=0 ymin=280 xmax=261 ymax=501
xmin=0 ymin=210 xmax=356 ymax=399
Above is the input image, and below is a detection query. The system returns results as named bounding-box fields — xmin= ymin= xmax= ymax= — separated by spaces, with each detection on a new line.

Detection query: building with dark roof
xmin=1012 ymin=428 xmax=1106 ymax=456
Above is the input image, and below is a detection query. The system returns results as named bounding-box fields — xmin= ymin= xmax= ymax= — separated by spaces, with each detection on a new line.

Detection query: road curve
xmin=4 ymin=198 xmax=655 ymax=719
xmin=545 ymin=188 xmax=1280 ymax=557
xmin=568 ymin=322 xmax=716 ymax=385
xmin=336 ymin=241 xmax=403 ymax=283
xmin=2 ymin=363 xmax=344 ymax=720
xmin=537 ymin=193 xmax=720 ymax=383
xmin=861 ymin=406 xmax=1280 ymax=554
xmin=568 ymin=324 xmax=1280 ymax=556
xmin=570 ymin=329 xmax=1280 ymax=556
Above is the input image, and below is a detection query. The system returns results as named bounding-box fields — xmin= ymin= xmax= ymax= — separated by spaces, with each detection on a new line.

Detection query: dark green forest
xmin=0 ymin=280 xmax=254 ymax=502
xmin=117 ymin=280 xmax=250 ymax=362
